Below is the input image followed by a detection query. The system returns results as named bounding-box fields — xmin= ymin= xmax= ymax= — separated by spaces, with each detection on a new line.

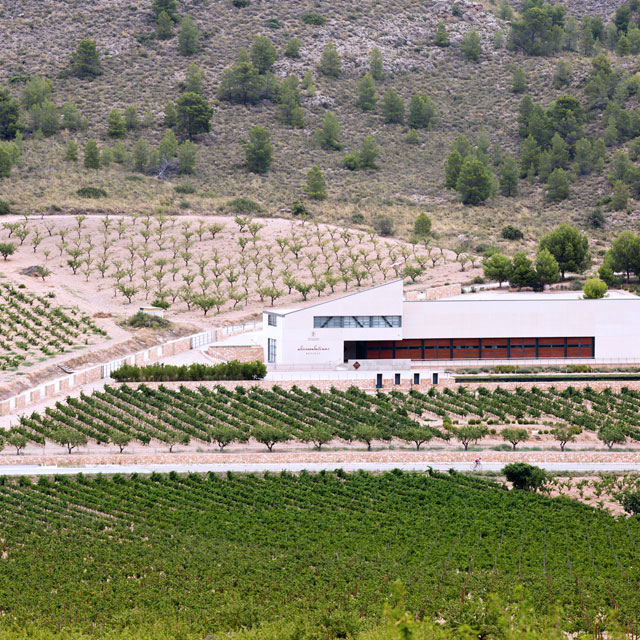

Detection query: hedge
xmin=111 ymin=360 xmax=266 ymax=382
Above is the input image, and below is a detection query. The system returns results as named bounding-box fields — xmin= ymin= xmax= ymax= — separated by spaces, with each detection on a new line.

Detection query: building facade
xmin=263 ymin=280 xmax=640 ymax=369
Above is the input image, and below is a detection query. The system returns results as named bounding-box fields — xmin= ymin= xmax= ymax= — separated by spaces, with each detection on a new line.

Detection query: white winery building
xmin=262 ymin=280 xmax=640 ymax=373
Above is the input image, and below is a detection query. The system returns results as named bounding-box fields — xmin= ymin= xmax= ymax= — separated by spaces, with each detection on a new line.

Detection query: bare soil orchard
xmin=0 ymin=212 xmax=478 ymax=321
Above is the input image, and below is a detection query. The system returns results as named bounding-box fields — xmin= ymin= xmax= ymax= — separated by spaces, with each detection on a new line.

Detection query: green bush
xmin=301 ymin=12 xmax=326 ymax=25
xmin=76 ymin=186 xmax=107 ymax=198
xmin=226 ymin=197 xmax=262 ymax=213
xmin=501 ymin=225 xmax=523 ymax=240
xmin=503 ymin=463 xmax=547 ymax=492
xmin=126 ymin=311 xmax=171 ymax=329
xmin=0 ymin=199 xmax=10 ymax=215
xmin=111 ymin=360 xmax=267 ymax=382
xmin=174 ymin=184 xmax=197 ymax=194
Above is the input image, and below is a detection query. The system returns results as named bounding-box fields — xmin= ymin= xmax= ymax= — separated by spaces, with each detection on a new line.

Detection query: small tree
xmin=511 ymin=66 xmax=528 ymax=93
xmin=535 ymin=248 xmax=560 ymax=286
xmin=381 ymin=89 xmax=404 ymax=124
xmin=352 ymin=424 xmax=381 ymax=451
xmin=250 ymin=35 xmax=277 ymax=73
xmin=413 ymin=212 xmax=432 ymax=238
xmin=539 ymin=224 xmax=590 ymax=279
xmin=252 ymin=425 xmax=289 ymax=452
xmin=305 ymin=165 xmax=327 ymax=200
xmin=356 ymin=73 xmax=377 ymax=111
xmin=483 ymin=253 xmax=512 ymax=287
xmin=499 ymin=156 xmax=519 ymax=197
xmin=359 ymin=135 xmax=379 ymax=170
xmin=245 ymin=125 xmax=272 ymax=173
xmin=434 ymin=21 xmax=450 ymax=47
xmin=302 ymin=426 xmax=333 ymax=451
xmin=0 ymin=242 xmax=16 ymax=260
xmin=503 ymin=463 xmax=547 ymax=491
xmin=70 ymin=39 xmax=102 ymax=78
xmin=546 ymin=168 xmax=569 ymax=202
xmin=178 ymin=16 xmax=200 ymax=56
xmin=611 ymin=180 xmax=629 ymax=211
xmin=176 ymin=92 xmax=213 ymax=139
xmin=65 ymin=140 xmax=78 ymax=161
xmin=583 ymin=277 xmax=608 ymax=299
xmin=318 ymin=43 xmax=341 ymax=77
xmin=456 ymin=158 xmax=492 ymax=205
xmin=501 ymin=428 xmax=529 ymax=450
xmin=107 ymin=108 xmax=126 ymax=138
xmin=178 ymin=141 xmax=197 ymax=174
xmin=408 ymin=94 xmax=436 ymax=130
xmin=284 ymin=37 xmax=301 ymax=59
xmin=316 ymin=112 xmax=342 ymax=150
xmin=152 ymin=0 xmax=178 ymax=21
xmin=400 ymin=427 xmax=433 ymax=451
xmin=598 ymin=423 xmax=626 ymax=449
xmin=7 ymin=433 xmax=27 ymax=455
xmin=53 ymin=427 xmax=88 ymax=454
xmin=0 ymin=88 xmax=21 ymax=140
xmin=210 ymin=425 xmax=239 ymax=452
xmin=552 ymin=426 xmax=581 ymax=451
xmin=110 ymin=431 xmax=131 ymax=453
xmin=453 ymin=425 xmax=489 ymax=450
xmin=462 ymin=29 xmax=481 ymax=61
xmin=156 ymin=10 xmax=174 ymax=39
xmin=84 ymin=140 xmax=100 ymax=169
xmin=369 ymin=47 xmax=384 ymax=80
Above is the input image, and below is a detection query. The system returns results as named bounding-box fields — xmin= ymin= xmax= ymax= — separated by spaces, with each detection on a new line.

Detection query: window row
xmin=362 ymin=337 xmax=595 ymax=361
xmin=314 ymin=315 xmax=402 ymax=329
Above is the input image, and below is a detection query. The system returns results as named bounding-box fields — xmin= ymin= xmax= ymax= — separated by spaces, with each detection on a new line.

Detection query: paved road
xmin=2 ymin=461 xmax=640 ymax=476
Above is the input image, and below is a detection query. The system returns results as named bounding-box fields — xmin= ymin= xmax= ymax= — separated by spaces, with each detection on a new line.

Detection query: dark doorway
xmin=376 ymin=373 xmax=383 ymax=389
xmin=432 ymin=372 xmax=439 ymax=385
xmin=413 ymin=373 xmax=420 ymax=385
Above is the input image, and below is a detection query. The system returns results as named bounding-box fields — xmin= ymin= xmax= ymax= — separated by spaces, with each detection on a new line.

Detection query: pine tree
xmin=318 ymin=43 xmax=341 ymax=77
xmin=456 ymin=158 xmax=492 ymax=205
xmin=152 ymin=0 xmax=178 ymax=21
xmin=71 ymin=39 xmax=102 ymax=78
xmin=217 ymin=49 xmax=265 ymax=105
xmin=178 ymin=16 xmax=200 ymax=56
xmin=245 ymin=125 xmax=273 ymax=173
xmin=107 ymin=108 xmax=126 ymax=138
xmin=84 ymin=140 xmax=100 ymax=169
xmin=133 ymin=138 xmax=149 ymax=172
xmin=381 ymin=88 xmax=404 ymax=124
xmin=65 ymin=140 xmax=78 ymax=162
xmin=520 ymin=135 xmax=540 ymax=177
xmin=510 ymin=252 xmax=535 ymax=288
xmin=408 ymin=94 xmax=436 ymax=129
xmin=546 ymin=168 xmax=569 ymax=202
xmin=0 ymin=89 xmax=20 ymax=140
xmin=164 ymin=102 xmax=177 ymax=128
xmin=285 ymin=38 xmax=301 ymax=59
xmin=413 ymin=213 xmax=432 ymax=238
xmin=184 ymin=63 xmax=204 ymax=94
xmin=369 ymin=47 xmax=383 ymax=80
xmin=359 ymin=135 xmax=379 ymax=170
xmin=176 ymin=92 xmax=213 ymax=139
xmin=251 ymin=35 xmax=277 ymax=73
xmin=178 ymin=141 xmax=197 ymax=174
xmin=356 ymin=73 xmax=376 ymax=111
xmin=124 ymin=106 xmax=139 ymax=130
xmin=279 ymin=76 xmax=304 ymax=128
xmin=611 ymin=180 xmax=629 ymax=210
xmin=444 ymin=150 xmax=463 ymax=189
xmin=535 ymin=248 xmax=560 ymax=285
xmin=462 ymin=30 xmax=481 ymax=61
xmin=305 ymin=165 xmax=327 ymax=200
xmin=434 ymin=22 xmax=450 ymax=46
xmin=499 ymin=156 xmax=519 ymax=196
xmin=512 ymin=66 xmax=528 ymax=93
xmin=156 ymin=10 xmax=174 ymax=39
xmin=316 ymin=112 xmax=342 ymax=150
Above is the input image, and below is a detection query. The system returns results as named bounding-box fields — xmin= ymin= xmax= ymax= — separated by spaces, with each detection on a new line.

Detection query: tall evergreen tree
xmin=107 ymin=108 xmax=126 ymax=138
xmin=0 ymin=89 xmax=21 ymax=140
xmin=381 ymin=89 xmax=404 ymax=124
xmin=356 ymin=73 xmax=376 ymax=111
xmin=84 ymin=140 xmax=100 ymax=169
xmin=499 ymin=156 xmax=519 ymax=196
xmin=316 ymin=112 xmax=342 ymax=150
xmin=178 ymin=17 xmax=200 ymax=56
xmin=217 ymin=50 xmax=265 ymax=105
xmin=175 ymin=92 xmax=213 ymax=139
xmin=71 ymin=39 xmax=102 ymax=78
xmin=456 ymin=158 xmax=492 ymax=205
xmin=369 ymin=47 xmax=383 ymax=80
xmin=317 ymin=43 xmax=341 ymax=77
xmin=250 ymin=35 xmax=277 ymax=74
xmin=408 ymin=94 xmax=436 ymax=129
xmin=245 ymin=125 xmax=273 ymax=173
xmin=305 ymin=165 xmax=327 ymax=200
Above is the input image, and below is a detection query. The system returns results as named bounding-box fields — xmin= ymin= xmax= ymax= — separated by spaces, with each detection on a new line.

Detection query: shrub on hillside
xmin=126 ymin=311 xmax=171 ymax=329
xmin=225 ymin=197 xmax=262 ymax=213
xmin=301 ymin=12 xmax=326 ymax=25
xmin=76 ymin=186 xmax=107 ymax=198
xmin=111 ymin=360 xmax=267 ymax=382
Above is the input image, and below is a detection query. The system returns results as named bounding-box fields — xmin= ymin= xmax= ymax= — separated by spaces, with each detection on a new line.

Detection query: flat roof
xmin=435 ymin=290 xmax=637 ymax=301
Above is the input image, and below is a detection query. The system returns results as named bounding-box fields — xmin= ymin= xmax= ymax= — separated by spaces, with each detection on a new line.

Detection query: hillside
xmin=0 ymin=0 xmax=637 ymax=253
